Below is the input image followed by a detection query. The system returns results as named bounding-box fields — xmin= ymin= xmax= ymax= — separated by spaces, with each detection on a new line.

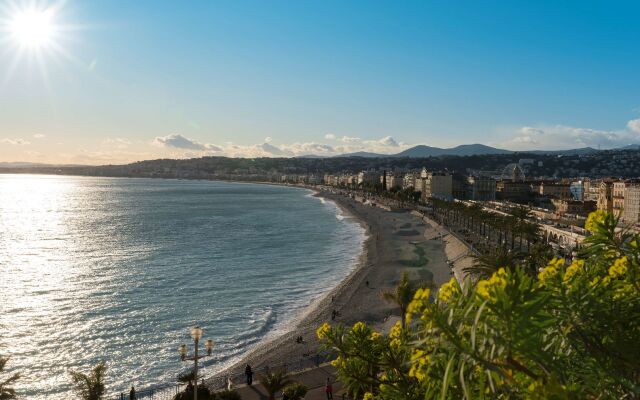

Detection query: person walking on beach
xmin=245 ymin=364 xmax=253 ymax=385
xmin=129 ymin=386 xmax=136 ymax=400
xmin=325 ymin=378 xmax=333 ymax=400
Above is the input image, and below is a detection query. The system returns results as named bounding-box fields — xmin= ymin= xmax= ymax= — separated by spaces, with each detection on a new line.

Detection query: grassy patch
xmin=401 ymin=243 xmax=429 ymax=268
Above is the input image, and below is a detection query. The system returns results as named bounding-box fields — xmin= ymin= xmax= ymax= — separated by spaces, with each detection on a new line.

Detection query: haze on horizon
xmin=1 ymin=0 xmax=639 ymax=165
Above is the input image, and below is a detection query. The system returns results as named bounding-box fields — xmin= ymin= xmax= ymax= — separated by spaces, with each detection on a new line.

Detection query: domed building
xmin=502 ymin=163 xmax=525 ymax=182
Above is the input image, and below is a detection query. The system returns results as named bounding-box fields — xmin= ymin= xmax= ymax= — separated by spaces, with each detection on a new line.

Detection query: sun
xmin=9 ymin=8 xmax=55 ymax=48
xmin=0 ymin=1 xmax=75 ymax=82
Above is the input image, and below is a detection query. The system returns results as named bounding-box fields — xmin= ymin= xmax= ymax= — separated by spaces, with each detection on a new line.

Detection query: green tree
xmin=381 ymin=271 xmax=416 ymax=328
xmin=465 ymin=246 xmax=519 ymax=279
xmin=69 ymin=362 xmax=107 ymax=400
xmin=319 ymin=211 xmax=640 ymax=399
xmin=260 ymin=370 xmax=291 ymax=400
xmin=0 ymin=357 xmax=19 ymax=400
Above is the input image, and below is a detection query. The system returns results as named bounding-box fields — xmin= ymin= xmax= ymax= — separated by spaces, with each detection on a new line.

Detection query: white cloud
xmin=1 ymin=138 xmax=30 ymax=145
xmin=257 ymin=142 xmax=291 ymax=156
xmin=378 ymin=136 xmax=399 ymax=147
xmin=324 ymin=133 xmax=336 ymax=140
xmin=153 ymin=134 xmax=222 ymax=152
xmin=146 ymin=132 xmax=413 ymax=158
xmin=340 ymin=136 xmax=361 ymax=143
xmin=500 ymin=123 xmax=640 ymax=150
xmin=627 ymin=119 xmax=640 ymax=134
xmin=33 ymin=134 xmax=46 ymax=139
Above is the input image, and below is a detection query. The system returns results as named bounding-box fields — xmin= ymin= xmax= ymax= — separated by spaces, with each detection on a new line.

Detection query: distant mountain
xmin=523 ymin=147 xmax=599 ymax=156
xmin=334 ymin=143 xmax=636 ymax=158
xmin=294 ymin=154 xmax=329 ymax=159
xmin=335 ymin=151 xmax=390 ymax=158
xmin=0 ymin=162 xmax=86 ymax=168
xmin=618 ymin=144 xmax=640 ymax=150
xmin=396 ymin=144 xmax=512 ymax=157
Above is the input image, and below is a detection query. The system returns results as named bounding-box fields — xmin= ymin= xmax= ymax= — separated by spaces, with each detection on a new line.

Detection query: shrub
xmin=173 ymin=386 xmax=212 ymax=400
xmin=215 ymin=389 xmax=241 ymax=400
xmin=282 ymin=381 xmax=308 ymax=400
xmin=318 ymin=211 xmax=640 ymax=399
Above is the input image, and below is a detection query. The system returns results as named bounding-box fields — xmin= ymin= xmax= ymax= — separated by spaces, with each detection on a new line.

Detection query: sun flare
xmin=10 ymin=8 xmax=55 ymax=48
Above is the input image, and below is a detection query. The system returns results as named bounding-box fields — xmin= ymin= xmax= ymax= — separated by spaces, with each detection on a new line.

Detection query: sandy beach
xmin=207 ymin=188 xmax=464 ymax=388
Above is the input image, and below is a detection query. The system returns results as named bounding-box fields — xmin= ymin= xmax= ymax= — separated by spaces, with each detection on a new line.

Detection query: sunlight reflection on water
xmin=0 ymin=175 xmax=365 ymax=399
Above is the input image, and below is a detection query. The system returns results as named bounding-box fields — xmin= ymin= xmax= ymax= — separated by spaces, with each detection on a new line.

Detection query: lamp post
xmin=178 ymin=326 xmax=214 ymax=400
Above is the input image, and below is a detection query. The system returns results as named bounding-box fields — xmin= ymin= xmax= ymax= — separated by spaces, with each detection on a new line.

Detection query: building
xmin=403 ymin=172 xmax=418 ymax=190
xmin=496 ymin=180 xmax=532 ymax=202
xmin=583 ymin=179 xmax=600 ymax=202
xmin=502 ymin=163 xmax=525 ymax=182
xmin=449 ymin=174 xmax=466 ymax=200
xmin=422 ymin=172 xmax=453 ymax=201
xmin=357 ymin=170 xmax=379 ymax=186
xmin=467 ymin=176 xmax=496 ymax=201
xmin=569 ymin=181 xmax=584 ymax=201
xmin=538 ymin=182 xmax=572 ymax=199
xmin=382 ymin=171 xmax=403 ymax=191
xmin=415 ymin=168 xmax=428 ymax=195
xmin=612 ymin=181 xmax=626 ymax=217
xmin=597 ymin=180 xmax=613 ymax=212
xmin=622 ymin=184 xmax=640 ymax=225
xmin=550 ymin=199 xmax=597 ymax=217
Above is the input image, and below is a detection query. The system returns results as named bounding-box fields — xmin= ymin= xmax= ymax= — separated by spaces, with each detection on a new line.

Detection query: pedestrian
xmin=245 ymin=364 xmax=253 ymax=386
xmin=129 ymin=386 xmax=136 ymax=400
xmin=325 ymin=377 xmax=333 ymax=400
xmin=227 ymin=376 xmax=233 ymax=391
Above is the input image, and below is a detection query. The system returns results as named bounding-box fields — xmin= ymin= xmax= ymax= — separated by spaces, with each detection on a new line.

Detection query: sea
xmin=0 ymin=174 xmax=366 ymax=399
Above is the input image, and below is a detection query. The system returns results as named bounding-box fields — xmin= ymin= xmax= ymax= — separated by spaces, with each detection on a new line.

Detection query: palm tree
xmin=0 ymin=357 xmax=19 ymax=400
xmin=261 ymin=370 xmax=291 ymax=400
xmin=465 ymin=246 xmax=520 ymax=279
xmin=522 ymin=242 xmax=554 ymax=277
xmin=69 ymin=362 xmax=106 ymax=400
xmin=381 ymin=271 xmax=416 ymax=328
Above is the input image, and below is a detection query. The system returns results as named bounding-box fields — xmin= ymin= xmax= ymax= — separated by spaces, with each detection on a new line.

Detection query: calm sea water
xmin=0 ymin=175 xmax=365 ymax=399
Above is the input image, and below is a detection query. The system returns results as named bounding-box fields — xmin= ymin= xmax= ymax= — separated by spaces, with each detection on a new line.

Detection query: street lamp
xmin=178 ymin=326 xmax=214 ymax=400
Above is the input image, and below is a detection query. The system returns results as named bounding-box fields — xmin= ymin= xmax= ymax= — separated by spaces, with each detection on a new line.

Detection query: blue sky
xmin=1 ymin=0 xmax=639 ymax=163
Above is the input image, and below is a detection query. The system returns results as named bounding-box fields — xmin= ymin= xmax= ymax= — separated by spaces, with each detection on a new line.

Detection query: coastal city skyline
xmin=2 ymin=2 xmax=640 ymax=399
xmin=2 ymin=1 xmax=640 ymax=164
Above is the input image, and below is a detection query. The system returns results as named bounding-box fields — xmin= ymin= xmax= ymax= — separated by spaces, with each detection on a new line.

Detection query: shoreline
xmin=206 ymin=187 xmax=457 ymax=389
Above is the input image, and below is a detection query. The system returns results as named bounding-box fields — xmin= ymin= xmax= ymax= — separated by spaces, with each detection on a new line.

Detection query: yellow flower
xmin=363 ymin=392 xmax=374 ymax=400
xmin=352 ymin=321 xmax=367 ymax=334
xmin=563 ymin=259 xmax=584 ymax=283
xmin=438 ymin=277 xmax=459 ymax=303
xmin=613 ymin=283 xmax=634 ymax=300
xmin=476 ymin=268 xmax=507 ymax=299
xmin=538 ymin=258 xmax=564 ymax=283
xmin=370 ymin=331 xmax=382 ymax=341
xmin=409 ymin=349 xmax=430 ymax=381
xmin=316 ymin=322 xmax=331 ymax=340
xmin=608 ymin=256 xmax=628 ymax=278
xmin=585 ymin=210 xmax=607 ymax=232
xmin=407 ymin=287 xmax=431 ymax=314
xmin=389 ymin=321 xmax=402 ymax=339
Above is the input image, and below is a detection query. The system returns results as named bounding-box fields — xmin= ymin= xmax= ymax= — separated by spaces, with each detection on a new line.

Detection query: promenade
xmin=232 ymin=364 xmax=340 ymax=400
